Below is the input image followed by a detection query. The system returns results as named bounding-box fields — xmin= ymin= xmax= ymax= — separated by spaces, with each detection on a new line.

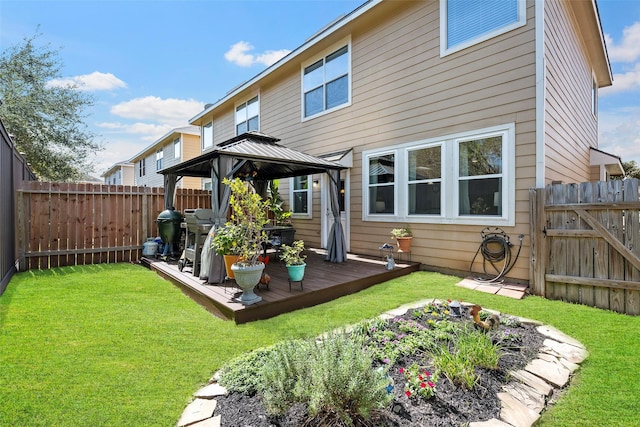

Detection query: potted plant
xmin=225 ymin=177 xmax=270 ymax=305
xmin=280 ymin=239 xmax=307 ymax=283
xmin=211 ymin=222 xmax=243 ymax=279
xmin=267 ymin=179 xmax=293 ymax=226
xmin=390 ymin=224 xmax=413 ymax=252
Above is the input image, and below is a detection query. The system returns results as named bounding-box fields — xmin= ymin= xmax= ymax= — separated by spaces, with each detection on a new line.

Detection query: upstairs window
xmin=592 ymin=77 xmax=598 ymax=116
xmin=303 ymin=44 xmax=350 ymax=119
xmin=174 ymin=137 xmax=181 ymax=159
xmin=202 ymin=121 xmax=213 ymax=150
xmin=156 ymin=149 xmax=163 ymax=171
xmin=139 ymin=159 xmax=146 ymax=177
xmin=236 ymin=96 xmax=259 ymax=135
xmin=441 ymin=0 xmax=526 ymax=56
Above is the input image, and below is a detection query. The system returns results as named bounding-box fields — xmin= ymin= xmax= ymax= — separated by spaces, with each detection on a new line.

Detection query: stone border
xmin=176 ymin=300 xmax=588 ymax=427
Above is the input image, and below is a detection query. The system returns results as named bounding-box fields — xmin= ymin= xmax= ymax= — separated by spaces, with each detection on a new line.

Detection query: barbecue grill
xmin=179 ymin=208 xmax=214 ymax=277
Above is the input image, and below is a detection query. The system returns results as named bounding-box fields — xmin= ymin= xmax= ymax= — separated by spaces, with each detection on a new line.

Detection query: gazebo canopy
xmin=158 ymin=131 xmax=349 ymax=283
xmin=159 ymin=131 xmax=344 ymax=180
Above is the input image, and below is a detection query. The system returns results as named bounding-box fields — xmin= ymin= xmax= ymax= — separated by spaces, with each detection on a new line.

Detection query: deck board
xmin=143 ymin=248 xmax=420 ymax=323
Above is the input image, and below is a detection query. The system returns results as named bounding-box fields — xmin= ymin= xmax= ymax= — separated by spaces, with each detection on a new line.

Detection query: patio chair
xmin=268 ymin=228 xmax=296 ymax=261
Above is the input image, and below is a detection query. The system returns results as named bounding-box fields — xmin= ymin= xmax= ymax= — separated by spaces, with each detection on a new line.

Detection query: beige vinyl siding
xmin=200 ymin=0 xmax=537 ymax=281
xmin=543 ymin=0 xmax=598 ymax=185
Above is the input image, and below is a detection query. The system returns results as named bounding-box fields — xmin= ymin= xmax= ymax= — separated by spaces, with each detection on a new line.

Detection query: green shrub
xmin=217 ymin=346 xmax=275 ymax=395
xmin=260 ymin=332 xmax=393 ymax=424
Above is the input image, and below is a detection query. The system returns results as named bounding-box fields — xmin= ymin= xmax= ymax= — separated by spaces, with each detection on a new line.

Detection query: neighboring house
xmin=101 ymin=162 xmax=135 ymax=185
xmin=130 ymin=126 xmax=202 ymax=188
xmin=186 ymin=0 xmax=621 ymax=282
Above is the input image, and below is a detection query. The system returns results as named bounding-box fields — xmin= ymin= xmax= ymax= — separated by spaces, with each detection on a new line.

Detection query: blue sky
xmin=1 ymin=0 xmax=639 ymax=177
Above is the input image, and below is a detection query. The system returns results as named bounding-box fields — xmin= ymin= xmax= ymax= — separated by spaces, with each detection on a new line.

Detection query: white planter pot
xmin=230 ymin=262 xmax=264 ymax=305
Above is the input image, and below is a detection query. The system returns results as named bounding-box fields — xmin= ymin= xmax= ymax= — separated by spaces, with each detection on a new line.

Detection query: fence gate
xmin=530 ymin=179 xmax=640 ymax=315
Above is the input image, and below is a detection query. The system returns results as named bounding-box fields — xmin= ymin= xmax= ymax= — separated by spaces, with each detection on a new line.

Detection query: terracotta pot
xmin=396 ymin=236 xmax=412 ymax=252
xmin=223 ymin=254 xmax=240 ymax=279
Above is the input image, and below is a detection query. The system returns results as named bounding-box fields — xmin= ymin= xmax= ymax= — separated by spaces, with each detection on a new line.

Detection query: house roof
xmin=158 ymin=131 xmax=345 ymax=179
xmin=129 ymin=125 xmax=200 ymax=163
xmin=189 ymin=0 xmax=379 ymax=126
xmin=100 ymin=162 xmax=134 ymax=178
xmin=568 ymin=0 xmax=613 ymax=87
xmin=590 ymin=147 xmax=624 ymax=176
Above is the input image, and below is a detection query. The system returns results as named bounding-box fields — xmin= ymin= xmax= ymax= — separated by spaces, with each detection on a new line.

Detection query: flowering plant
xmin=211 ymin=223 xmax=244 ymax=256
xmin=399 ymin=363 xmax=437 ymax=399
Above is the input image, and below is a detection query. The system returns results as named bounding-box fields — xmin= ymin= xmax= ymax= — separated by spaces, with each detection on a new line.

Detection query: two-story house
xmin=131 ymin=125 xmax=202 ymax=188
xmin=101 ymin=162 xmax=135 ymax=185
xmin=177 ymin=0 xmax=619 ymax=283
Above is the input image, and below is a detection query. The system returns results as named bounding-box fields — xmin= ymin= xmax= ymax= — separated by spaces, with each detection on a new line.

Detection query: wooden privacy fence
xmin=530 ymin=178 xmax=640 ymax=315
xmin=17 ymin=182 xmax=212 ymax=270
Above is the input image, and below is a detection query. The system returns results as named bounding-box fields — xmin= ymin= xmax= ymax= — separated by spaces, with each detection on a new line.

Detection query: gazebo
xmin=159 ymin=131 xmax=347 ymax=284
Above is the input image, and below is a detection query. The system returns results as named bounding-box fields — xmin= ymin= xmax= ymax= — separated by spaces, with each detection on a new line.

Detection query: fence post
xmin=529 ymin=188 xmax=547 ymax=297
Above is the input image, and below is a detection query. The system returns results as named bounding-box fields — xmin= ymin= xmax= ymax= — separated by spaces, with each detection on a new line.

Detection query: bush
xmin=259 ymin=332 xmax=393 ymax=424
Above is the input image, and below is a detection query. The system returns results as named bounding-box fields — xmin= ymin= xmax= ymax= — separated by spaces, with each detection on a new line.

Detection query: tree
xmin=0 ymin=31 xmax=102 ymax=181
xmin=622 ymin=161 xmax=640 ymax=180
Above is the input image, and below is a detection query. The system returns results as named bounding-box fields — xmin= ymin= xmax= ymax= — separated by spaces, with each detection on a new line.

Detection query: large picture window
xmin=441 ymin=0 xmax=526 ymax=56
xmin=236 ymin=96 xmax=259 ymax=135
xmin=290 ymin=175 xmax=312 ymax=217
xmin=363 ymin=124 xmax=514 ymax=226
xmin=303 ymin=44 xmax=350 ymax=118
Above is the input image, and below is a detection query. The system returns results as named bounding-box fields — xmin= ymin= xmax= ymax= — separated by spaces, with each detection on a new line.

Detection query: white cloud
xmin=600 ymin=62 xmax=640 ymax=95
xmin=110 ymin=96 xmax=203 ymax=126
xmin=598 ymin=108 xmax=640 ymax=164
xmin=97 ymin=121 xmax=171 ymax=140
xmin=224 ymin=41 xmax=290 ymax=67
xmin=47 ymin=71 xmax=126 ymax=91
xmin=605 ymin=22 xmax=640 ymax=63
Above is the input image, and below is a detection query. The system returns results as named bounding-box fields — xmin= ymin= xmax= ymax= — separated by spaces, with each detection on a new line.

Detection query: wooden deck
xmin=142 ymin=248 xmax=420 ymax=324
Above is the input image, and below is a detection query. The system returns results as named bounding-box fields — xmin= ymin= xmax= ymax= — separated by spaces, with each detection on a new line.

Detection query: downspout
xmin=535 ymin=0 xmax=546 ymax=188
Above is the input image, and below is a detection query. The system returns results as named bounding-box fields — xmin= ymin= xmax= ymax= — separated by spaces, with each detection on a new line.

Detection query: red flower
xmin=420 ymin=382 xmax=426 ymax=389
xmin=428 ymin=381 xmax=435 ymax=388
xmin=399 ymin=367 xmax=405 ymax=374
xmin=447 ymin=299 xmax=452 ymax=303
xmin=405 ymin=390 xmax=411 ymax=397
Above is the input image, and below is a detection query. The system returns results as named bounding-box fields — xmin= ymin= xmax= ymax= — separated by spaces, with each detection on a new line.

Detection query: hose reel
xmin=469 ymin=227 xmax=523 ymax=284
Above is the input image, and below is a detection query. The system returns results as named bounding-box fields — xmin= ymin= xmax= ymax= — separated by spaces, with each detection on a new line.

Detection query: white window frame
xmin=591 ymin=75 xmax=598 ymax=117
xmin=406 ymin=142 xmax=444 ymax=216
xmin=156 ymin=149 xmax=163 ymax=171
xmin=362 ymin=124 xmax=515 ymax=226
xmin=440 ymin=0 xmax=526 ymax=57
xmin=365 ymin=150 xmax=398 ymax=217
xmin=235 ymin=95 xmax=260 ymax=135
xmin=301 ymin=37 xmax=352 ymax=121
xmin=202 ymin=121 xmax=213 ymax=150
xmin=290 ymin=175 xmax=312 ymax=219
xmin=173 ymin=137 xmax=181 ymax=159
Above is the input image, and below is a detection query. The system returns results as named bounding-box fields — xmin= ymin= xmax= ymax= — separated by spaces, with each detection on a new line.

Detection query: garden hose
xmin=469 ymin=227 xmax=523 ymax=284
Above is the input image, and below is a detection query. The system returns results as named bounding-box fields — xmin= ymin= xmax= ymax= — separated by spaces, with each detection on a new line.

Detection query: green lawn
xmin=1 ymin=263 xmax=638 ymax=426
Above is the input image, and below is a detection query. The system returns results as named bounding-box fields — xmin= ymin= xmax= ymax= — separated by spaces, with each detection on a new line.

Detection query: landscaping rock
xmin=541 ymin=338 xmax=589 ymax=363
xmin=498 ymin=392 xmax=540 ymax=427
xmin=525 ymin=358 xmax=570 ymax=388
xmin=194 ymin=383 xmax=227 ymax=399
xmin=536 ymin=325 xmax=585 ymax=348
xmin=177 ymin=398 xmax=217 ymax=427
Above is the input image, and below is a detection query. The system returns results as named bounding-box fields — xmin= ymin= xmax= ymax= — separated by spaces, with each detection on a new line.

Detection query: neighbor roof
xmin=158 ymin=131 xmax=345 ymax=179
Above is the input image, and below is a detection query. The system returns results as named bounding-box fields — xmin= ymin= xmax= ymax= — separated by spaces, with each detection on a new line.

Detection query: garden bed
xmin=213 ymin=301 xmax=547 ymax=426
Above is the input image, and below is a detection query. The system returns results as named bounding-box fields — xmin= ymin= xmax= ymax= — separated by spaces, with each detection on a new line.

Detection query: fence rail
xmin=16 ymin=182 xmax=211 ymax=270
xmin=530 ymin=179 xmax=640 ymax=315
